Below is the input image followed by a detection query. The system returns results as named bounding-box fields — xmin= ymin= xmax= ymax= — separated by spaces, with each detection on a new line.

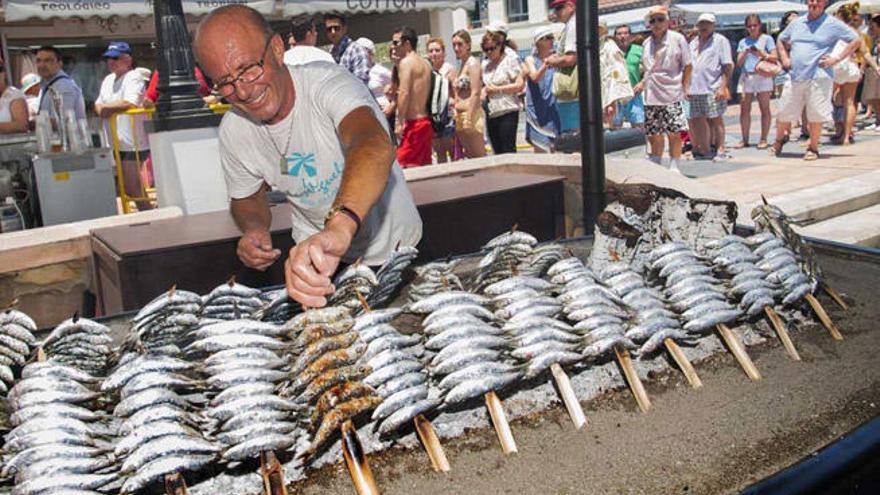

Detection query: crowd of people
xmin=2 ymin=0 xmax=880 ymax=185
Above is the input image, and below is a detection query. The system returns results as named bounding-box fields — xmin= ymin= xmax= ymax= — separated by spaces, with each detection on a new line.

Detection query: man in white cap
xmin=356 ymin=37 xmax=392 ymax=110
xmin=284 ymin=16 xmax=333 ymax=66
xmin=687 ymin=13 xmax=733 ymax=162
xmin=635 ymin=5 xmax=691 ymax=173
xmin=20 ymin=73 xmax=41 ymax=121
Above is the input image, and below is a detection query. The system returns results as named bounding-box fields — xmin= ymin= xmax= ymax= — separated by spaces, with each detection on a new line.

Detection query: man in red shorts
xmin=392 ymin=26 xmax=433 ymax=167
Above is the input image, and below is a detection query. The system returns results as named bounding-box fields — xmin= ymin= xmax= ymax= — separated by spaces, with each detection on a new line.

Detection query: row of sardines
xmin=0 ymin=225 xmax=842 ymax=494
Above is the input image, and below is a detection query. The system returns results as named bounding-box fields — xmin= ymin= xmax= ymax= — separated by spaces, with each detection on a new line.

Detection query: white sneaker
xmin=669 ymin=159 xmax=683 ymax=174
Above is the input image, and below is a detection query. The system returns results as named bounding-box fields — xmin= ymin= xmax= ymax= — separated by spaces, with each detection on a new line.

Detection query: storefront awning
xmin=2 ymin=0 xmax=275 ymax=22
xmin=600 ymin=6 xmax=655 ymax=32
xmin=281 ymin=0 xmax=472 ymax=16
xmin=674 ymin=1 xmax=808 ymax=27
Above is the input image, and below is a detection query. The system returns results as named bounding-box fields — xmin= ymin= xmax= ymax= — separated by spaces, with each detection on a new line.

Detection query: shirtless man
xmin=392 ymin=26 xmax=433 ymax=167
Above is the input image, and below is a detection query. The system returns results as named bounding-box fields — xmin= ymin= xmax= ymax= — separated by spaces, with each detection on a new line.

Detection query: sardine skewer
xmin=414 ymin=414 xmax=451 ymax=472
xmin=260 ymin=450 xmax=288 ymax=495
xmin=550 ymin=363 xmax=587 ymax=429
xmin=763 ymin=307 xmax=801 ymax=361
xmin=715 ymin=324 xmax=762 ymax=380
xmin=341 ymin=419 xmax=381 ymax=495
xmin=485 ymin=391 xmax=518 ymax=454
xmin=663 ymin=339 xmax=703 ymax=388
xmin=613 ymin=346 xmax=652 ymax=413
xmin=357 ymin=292 xmax=450 ymax=471
xmin=804 ymin=294 xmax=843 ymax=340
xmin=164 ymin=473 xmax=189 ymax=495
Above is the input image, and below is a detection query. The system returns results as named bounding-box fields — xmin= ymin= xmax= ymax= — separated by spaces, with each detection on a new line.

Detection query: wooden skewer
xmin=663 ymin=339 xmax=703 ymax=388
xmin=165 ymin=473 xmax=189 ymax=495
xmin=36 ymin=346 xmax=46 ymax=362
xmin=763 ymin=306 xmax=801 ymax=361
xmin=2 ymin=297 xmax=20 ymax=311
xmin=613 ymin=346 xmax=651 ymax=413
xmin=341 ymin=420 xmax=380 ymax=495
xmin=821 ymin=283 xmax=849 ymax=311
xmin=484 ymin=391 xmax=517 ymax=454
xmin=715 ymin=324 xmax=762 ymax=381
xmin=805 ymin=294 xmax=844 ymax=340
xmin=549 ymin=363 xmax=588 ymax=429
xmin=413 ymin=414 xmax=451 ymax=472
xmin=260 ymin=450 xmax=288 ymax=495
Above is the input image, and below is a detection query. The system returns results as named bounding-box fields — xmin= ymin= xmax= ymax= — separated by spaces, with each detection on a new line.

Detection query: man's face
xmin=105 ymin=54 xmax=131 ymax=76
xmin=649 ymin=13 xmax=669 ymax=36
xmin=697 ymin=21 xmax=714 ymax=38
xmin=35 ymin=50 xmax=62 ymax=80
xmin=391 ymin=32 xmax=405 ymax=60
xmin=199 ymin=33 xmax=290 ymax=124
xmin=553 ymin=3 xmax=575 ymax=23
xmin=325 ymin=19 xmax=346 ymax=45
xmin=614 ymin=26 xmax=631 ymax=50
xmin=807 ymin=0 xmax=827 ymax=17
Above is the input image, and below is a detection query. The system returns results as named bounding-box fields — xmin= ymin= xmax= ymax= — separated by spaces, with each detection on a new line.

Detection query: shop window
xmin=506 ymin=0 xmax=529 ymax=23
xmin=471 ymin=0 xmax=489 ymax=28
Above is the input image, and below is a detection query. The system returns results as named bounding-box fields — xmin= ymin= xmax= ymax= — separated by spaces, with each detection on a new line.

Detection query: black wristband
xmin=326 ymin=205 xmax=362 ymax=236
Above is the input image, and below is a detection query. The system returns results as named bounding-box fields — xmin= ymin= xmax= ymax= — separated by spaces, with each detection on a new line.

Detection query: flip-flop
xmin=769 ymin=135 xmax=789 ymax=157
xmin=733 ymin=141 xmax=749 ymax=149
xmin=756 ymin=141 xmax=769 ymax=150
xmin=803 ymin=148 xmax=819 ymax=161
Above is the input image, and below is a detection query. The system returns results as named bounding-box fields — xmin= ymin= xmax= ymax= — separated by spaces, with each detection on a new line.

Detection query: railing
xmin=107 ymin=103 xmax=230 ymax=213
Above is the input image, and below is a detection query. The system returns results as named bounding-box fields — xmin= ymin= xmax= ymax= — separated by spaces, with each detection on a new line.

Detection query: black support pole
xmin=575 ymin=0 xmax=606 ymax=232
xmin=150 ymin=0 xmax=221 ymax=132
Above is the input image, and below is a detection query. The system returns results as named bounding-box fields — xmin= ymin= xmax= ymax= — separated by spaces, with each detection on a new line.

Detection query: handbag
xmin=553 ymin=65 xmax=578 ymax=101
xmin=754 ymin=60 xmax=782 ymax=78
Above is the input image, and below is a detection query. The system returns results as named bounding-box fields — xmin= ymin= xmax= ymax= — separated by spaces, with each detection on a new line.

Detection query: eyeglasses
xmin=325 ymin=25 xmax=342 ymax=33
xmin=649 ymin=16 xmax=667 ymax=24
xmin=483 ymin=45 xmax=499 ymax=53
xmin=211 ymin=36 xmax=274 ymax=98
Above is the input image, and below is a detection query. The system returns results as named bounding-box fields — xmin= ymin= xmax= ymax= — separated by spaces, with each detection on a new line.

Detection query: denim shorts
xmin=613 ymin=93 xmax=645 ymax=126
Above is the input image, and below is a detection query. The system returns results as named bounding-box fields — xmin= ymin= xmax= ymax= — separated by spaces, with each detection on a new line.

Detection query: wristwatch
xmin=324 ymin=205 xmax=362 ymax=235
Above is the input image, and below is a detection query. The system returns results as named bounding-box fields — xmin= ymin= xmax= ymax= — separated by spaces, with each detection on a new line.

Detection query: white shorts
xmin=778 ymin=78 xmax=834 ymax=124
xmin=739 ymin=72 xmax=774 ymax=94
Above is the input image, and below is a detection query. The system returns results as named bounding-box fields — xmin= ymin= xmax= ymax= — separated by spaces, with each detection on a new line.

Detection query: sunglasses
xmin=105 ymin=56 xmax=120 ymax=61
xmin=552 ymin=4 xmax=567 ymax=11
xmin=390 ymin=39 xmax=402 ymax=46
xmin=483 ymin=45 xmax=499 ymax=53
xmin=325 ymin=25 xmax=342 ymax=33
xmin=649 ymin=16 xmax=667 ymax=24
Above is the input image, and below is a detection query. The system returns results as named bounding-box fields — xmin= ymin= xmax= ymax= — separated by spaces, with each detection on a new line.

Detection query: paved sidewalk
xmin=608 ymin=100 xmax=880 ymax=228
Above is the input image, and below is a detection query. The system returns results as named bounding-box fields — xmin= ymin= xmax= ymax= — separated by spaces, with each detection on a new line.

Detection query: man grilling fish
xmin=194 ymin=5 xmax=422 ymax=308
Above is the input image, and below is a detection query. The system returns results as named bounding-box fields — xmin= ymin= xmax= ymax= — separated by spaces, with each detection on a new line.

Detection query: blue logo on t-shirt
xmin=286 ymin=152 xmax=317 ymax=177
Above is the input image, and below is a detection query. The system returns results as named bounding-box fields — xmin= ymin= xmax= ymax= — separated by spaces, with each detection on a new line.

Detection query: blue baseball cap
xmin=103 ymin=41 xmax=131 ymax=58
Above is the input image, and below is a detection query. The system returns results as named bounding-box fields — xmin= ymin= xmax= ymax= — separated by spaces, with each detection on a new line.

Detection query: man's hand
xmin=237 ymin=229 xmax=281 ymax=271
xmin=819 ymin=55 xmax=838 ymax=69
xmin=714 ymin=86 xmax=727 ymax=102
xmin=284 ymin=217 xmax=356 ymax=307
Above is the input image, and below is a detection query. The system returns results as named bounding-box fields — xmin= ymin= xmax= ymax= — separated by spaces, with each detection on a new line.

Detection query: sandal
xmin=769 ymin=135 xmax=789 ymax=157
xmin=756 ymin=141 xmax=769 ymax=150
xmin=733 ymin=141 xmax=749 ymax=149
xmin=803 ymin=148 xmax=819 ymax=161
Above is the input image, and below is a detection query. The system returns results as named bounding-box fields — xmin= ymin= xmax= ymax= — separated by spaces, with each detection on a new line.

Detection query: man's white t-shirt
xmin=284 ymin=46 xmax=334 ymax=66
xmin=219 ymin=62 xmax=422 ymax=266
xmin=96 ymin=70 xmax=149 ymax=151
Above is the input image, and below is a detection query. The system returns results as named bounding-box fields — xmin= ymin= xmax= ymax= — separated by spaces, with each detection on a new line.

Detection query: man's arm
xmin=284 ymin=106 xmax=395 ymax=307
xmin=95 ymin=99 xmax=137 ymax=118
xmin=777 ymin=39 xmax=791 ymax=70
xmin=682 ymin=64 xmax=692 ymax=97
xmin=231 ymin=183 xmax=281 ymax=271
xmin=820 ymin=37 xmax=862 ymax=68
xmin=395 ymin=58 xmax=413 ymax=133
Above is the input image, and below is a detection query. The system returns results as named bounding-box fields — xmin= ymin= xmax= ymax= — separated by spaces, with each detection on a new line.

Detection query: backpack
xmin=427 ymin=65 xmax=451 ymax=133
